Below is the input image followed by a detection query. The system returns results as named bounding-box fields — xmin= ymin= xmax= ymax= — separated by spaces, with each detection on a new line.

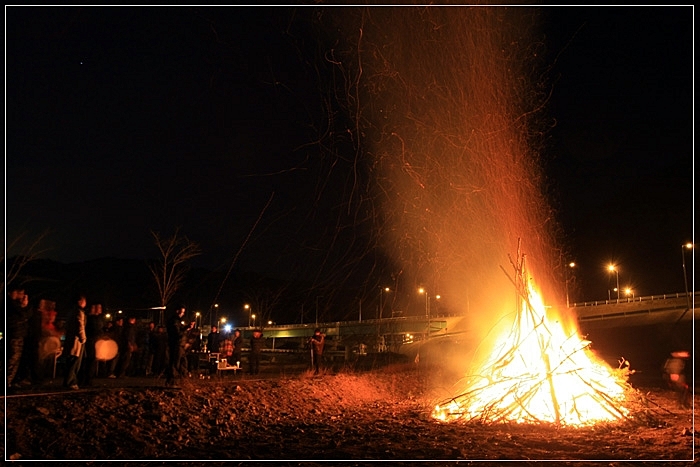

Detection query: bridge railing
xmin=570 ymin=291 xmax=697 ymax=307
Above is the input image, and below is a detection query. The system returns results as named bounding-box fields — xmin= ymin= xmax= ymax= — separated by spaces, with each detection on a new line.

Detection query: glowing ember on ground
xmin=432 ymin=248 xmax=631 ymax=427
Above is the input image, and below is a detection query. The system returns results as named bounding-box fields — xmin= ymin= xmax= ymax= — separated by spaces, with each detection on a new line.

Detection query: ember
xmin=432 ymin=244 xmax=632 ymax=426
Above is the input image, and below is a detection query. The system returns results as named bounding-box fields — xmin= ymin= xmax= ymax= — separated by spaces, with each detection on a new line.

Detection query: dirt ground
xmin=2 ymin=359 xmax=697 ymax=465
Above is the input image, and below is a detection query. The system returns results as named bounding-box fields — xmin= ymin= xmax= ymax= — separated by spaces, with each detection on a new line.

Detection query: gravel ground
xmin=2 ymin=358 xmax=698 ymax=464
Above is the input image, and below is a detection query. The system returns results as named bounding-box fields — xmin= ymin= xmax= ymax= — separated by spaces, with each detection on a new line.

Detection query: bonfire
xmin=432 ymin=245 xmax=632 ymax=426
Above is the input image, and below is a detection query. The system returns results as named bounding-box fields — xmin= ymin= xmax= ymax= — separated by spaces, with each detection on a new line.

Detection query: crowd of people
xmin=5 ymin=286 xmax=330 ymax=391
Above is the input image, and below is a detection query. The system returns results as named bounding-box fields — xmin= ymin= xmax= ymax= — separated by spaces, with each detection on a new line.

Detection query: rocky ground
xmin=2 ymin=357 xmax=698 ymax=465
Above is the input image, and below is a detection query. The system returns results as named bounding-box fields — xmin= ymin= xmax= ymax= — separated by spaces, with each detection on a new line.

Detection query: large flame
xmin=433 ymin=276 xmax=631 ymax=427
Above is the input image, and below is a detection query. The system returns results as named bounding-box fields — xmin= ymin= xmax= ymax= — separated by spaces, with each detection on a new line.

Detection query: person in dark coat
xmin=232 ymin=329 xmax=243 ymax=367
xmin=7 ymin=285 xmax=31 ymax=389
xmin=106 ymin=317 xmax=123 ymax=377
xmin=62 ymin=294 xmax=87 ymax=390
xmin=165 ymin=305 xmax=187 ymax=386
xmin=248 ymin=329 xmax=263 ymax=375
xmin=309 ymin=328 xmax=326 ymax=375
xmin=79 ymin=302 xmax=104 ymax=387
xmin=145 ymin=321 xmax=157 ymax=375
xmin=206 ymin=325 xmax=221 ymax=354
xmin=115 ymin=316 xmax=137 ymax=377
xmin=183 ymin=320 xmax=201 ymax=376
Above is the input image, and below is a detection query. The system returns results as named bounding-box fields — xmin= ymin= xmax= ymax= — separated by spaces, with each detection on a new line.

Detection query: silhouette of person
xmin=184 ymin=320 xmax=201 ymax=376
xmin=107 ymin=316 xmax=124 ymax=378
xmin=79 ymin=302 xmax=104 ymax=387
xmin=232 ymin=329 xmax=243 ymax=367
xmin=7 ymin=285 xmax=32 ymax=389
xmin=165 ymin=305 xmax=187 ymax=386
xmin=145 ymin=321 xmax=157 ymax=375
xmin=115 ymin=316 xmax=137 ymax=377
xmin=207 ymin=325 xmax=221 ymax=354
xmin=62 ymin=294 xmax=87 ymax=390
xmin=309 ymin=328 xmax=326 ymax=375
xmin=663 ymin=350 xmax=691 ymax=408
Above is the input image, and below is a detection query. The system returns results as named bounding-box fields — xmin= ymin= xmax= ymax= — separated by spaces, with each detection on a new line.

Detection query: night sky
xmin=6 ymin=6 xmax=693 ymax=304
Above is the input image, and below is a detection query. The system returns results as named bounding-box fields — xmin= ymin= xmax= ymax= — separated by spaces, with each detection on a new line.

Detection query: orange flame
xmin=432 ymin=280 xmax=630 ymax=426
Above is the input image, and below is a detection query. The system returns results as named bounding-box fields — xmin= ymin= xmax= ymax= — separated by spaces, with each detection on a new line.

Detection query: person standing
xmin=115 ymin=316 xmax=137 ymax=377
xmin=62 ymin=294 xmax=87 ymax=390
xmin=165 ymin=305 xmax=187 ymax=386
xmin=7 ymin=285 xmax=32 ymax=389
xmin=248 ymin=329 xmax=263 ymax=375
xmin=184 ymin=320 xmax=201 ymax=377
xmin=232 ymin=329 xmax=243 ymax=368
xmin=206 ymin=325 xmax=221 ymax=354
xmin=219 ymin=330 xmax=233 ymax=366
xmin=107 ymin=316 xmax=124 ymax=378
xmin=79 ymin=302 xmax=104 ymax=387
xmin=145 ymin=321 xmax=157 ymax=375
xmin=309 ymin=328 xmax=326 ymax=375
xmin=663 ymin=350 xmax=691 ymax=408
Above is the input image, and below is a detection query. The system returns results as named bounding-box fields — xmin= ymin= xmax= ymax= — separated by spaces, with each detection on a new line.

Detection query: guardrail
xmin=570 ymin=291 xmax=696 ymax=307
xmin=257 ymin=313 xmax=461 ymax=331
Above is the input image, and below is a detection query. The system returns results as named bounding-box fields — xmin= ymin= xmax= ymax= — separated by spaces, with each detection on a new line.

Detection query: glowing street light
xmin=212 ymin=303 xmax=219 ymax=328
xmin=565 ymin=262 xmax=576 ymax=307
xmin=624 ymin=287 xmax=634 ymax=299
xmin=418 ymin=287 xmax=429 ymax=319
xmin=244 ymin=304 xmax=252 ymax=327
xmin=418 ymin=287 xmax=436 ymax=338
xmin=251 ymin=314 xmax=256 ymax=328
xmin=379 ymin=286 xmax=390 ymax=320
xmin=607 ymin=264 xmax=620 ymax=301
xmin=682 ymin=243 xmax=693 ymax=311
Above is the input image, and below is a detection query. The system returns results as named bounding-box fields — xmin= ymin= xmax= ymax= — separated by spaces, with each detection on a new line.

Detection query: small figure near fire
xmin=663 ymin=350 xmax=690 ymax=409
xmin=309 ymin=328 xmax=325 ymax=375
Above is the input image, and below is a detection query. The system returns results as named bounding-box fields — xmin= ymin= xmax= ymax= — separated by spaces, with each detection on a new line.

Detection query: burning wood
xmin=432 ymin=243 xmax=632 ymax=426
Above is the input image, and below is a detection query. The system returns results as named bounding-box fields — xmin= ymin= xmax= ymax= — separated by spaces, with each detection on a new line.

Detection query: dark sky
xmin=5 ymin=6 xmax=693 ymax=303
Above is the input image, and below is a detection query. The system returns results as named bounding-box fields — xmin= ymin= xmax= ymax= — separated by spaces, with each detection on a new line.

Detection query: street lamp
xmin=565 ymin=262 xmax=576 ymax=307
xmin=212 ymin=303 xmax=219 ymax=328
xmin=244 ymin=304 xmax=252 ymax=327
xmin=418 ymin=288 xmax=429 ymax=318
xmin=418 ymin=288 xmax=432 ymax=338
xmin=379 ymin=287 xmax=390 ymax=320
xmin=607 ymin=264 xmax=620 ymax=301
xmin=251 ymin=314 xmax=256 ymax=328
xmin=624 ymin=287 xmax=634 ymax=299
xmin=682 ymin=243 xmax=693 ymax=311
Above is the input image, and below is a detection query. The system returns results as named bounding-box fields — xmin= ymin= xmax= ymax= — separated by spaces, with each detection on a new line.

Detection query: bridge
xmin=239 ymin=291 xmax=696 ymax=354
xmin=571 ymin=292 xmax=695 ymax=331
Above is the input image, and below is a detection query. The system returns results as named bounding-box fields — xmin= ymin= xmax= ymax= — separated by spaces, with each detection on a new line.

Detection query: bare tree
xmin=2 ymin=229 xmax=50 ymax=295
xmin=148 ymin=228 xmax=201 ymax=320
